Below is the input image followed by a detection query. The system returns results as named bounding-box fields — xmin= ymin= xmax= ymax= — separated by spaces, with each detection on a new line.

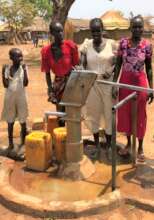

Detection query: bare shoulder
xmin=2 ymin=64 xmax=9 ymax=73
xmin=79 ymin=38 xmax=92 ymax=53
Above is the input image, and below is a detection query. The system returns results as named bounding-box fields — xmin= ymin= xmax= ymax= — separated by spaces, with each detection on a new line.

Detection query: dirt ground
xmin=0 ymin=42 xmax=154 ymax=219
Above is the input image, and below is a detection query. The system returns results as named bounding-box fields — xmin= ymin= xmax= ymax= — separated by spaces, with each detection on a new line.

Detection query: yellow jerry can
xmin=25 ymin=131 xmax=52 ymax=171
xmin=53 ymin=127 xmax=67 ymax=162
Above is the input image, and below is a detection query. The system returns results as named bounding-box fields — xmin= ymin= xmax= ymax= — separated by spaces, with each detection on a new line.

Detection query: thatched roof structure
xmin=64 ymin=18 xmax=90 ymax=41
xmin=66 ymin=18 xmax=90 ymax=32
xmin=23 ymin=16 xmax=49 ymax=32
xmin=0 ymin=23 xmax=10 ymax=32
xmin=143 ymin=17 xmax=153 ymax=32
xmin=101 ymin=10 xmax=129 ymax=30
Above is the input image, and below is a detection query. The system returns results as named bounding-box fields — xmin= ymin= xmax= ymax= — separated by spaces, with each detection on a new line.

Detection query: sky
xmin=69 ymin=0 xmax=154 ymax=19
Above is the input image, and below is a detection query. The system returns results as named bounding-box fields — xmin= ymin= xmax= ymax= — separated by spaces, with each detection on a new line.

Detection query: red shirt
xmin=41 ymin=40 xmax=79 ymax=76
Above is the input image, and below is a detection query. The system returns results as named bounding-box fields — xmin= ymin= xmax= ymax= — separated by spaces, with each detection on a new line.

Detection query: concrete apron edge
xmin=125 ymin=196 xmax=154 ymax=213
xmin=0 ymin=156 xmax=123 ymax=219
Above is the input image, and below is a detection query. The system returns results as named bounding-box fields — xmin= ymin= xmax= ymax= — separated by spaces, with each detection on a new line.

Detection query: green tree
xmin=28 ymin=0 xmax=52 ymax=21
xmin=0 ymin=0 xmax=37 ymax=43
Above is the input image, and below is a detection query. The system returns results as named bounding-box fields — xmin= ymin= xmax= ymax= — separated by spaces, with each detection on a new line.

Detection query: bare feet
xmin=137 ymin=149 xmax=145 ymax=162
xmin=6 ymin=144 xmax=14 ymax=155
xmin=16 ymin=144 xmax=25 ymax=161
xmin=118 ymin=144 xmax=130 ymax=156
xmin=7 ymin=143 xmax=14 ymax=151
xmin=7 ymin=144 xmax=18 ymax=159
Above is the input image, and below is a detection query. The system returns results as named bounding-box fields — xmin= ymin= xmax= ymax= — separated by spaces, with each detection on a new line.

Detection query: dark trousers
xmin=56 ymin=104 xmax=65 ymax=127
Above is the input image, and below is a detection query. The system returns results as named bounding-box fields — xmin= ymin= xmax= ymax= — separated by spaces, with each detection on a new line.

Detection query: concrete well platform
xmin=0 ymin=145 xmax=154 ymax=219
xmin=0 ymin=155 xmax=123 ymax=219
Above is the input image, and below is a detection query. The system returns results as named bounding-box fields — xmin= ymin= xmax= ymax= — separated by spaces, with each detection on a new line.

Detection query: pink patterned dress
xmin=117 ymin=38 xmax=152 ymax=139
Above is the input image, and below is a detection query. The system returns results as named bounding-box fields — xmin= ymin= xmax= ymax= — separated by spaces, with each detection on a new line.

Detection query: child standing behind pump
xmin=1 ymin=48 xmax=28 ymax=159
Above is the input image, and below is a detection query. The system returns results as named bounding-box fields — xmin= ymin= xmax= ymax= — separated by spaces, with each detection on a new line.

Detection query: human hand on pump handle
xmin=112 ymin=87 xmax=154 ymax=103
xmin=103 ymin=72 xmax=112 ymax=79
xmin=47 ymin=86 xmax=58 ymax=104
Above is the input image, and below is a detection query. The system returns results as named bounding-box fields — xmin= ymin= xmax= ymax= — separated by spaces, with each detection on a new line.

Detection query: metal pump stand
xmin=45 ymin=70 xmax=97 ymax=179
xmin=44 ymin=70 xmax=154 ymax=182
xmin=111 ymin=92 xmax=137 ymax=191
xmin=97 ymin=79 xmax=154 ymax=191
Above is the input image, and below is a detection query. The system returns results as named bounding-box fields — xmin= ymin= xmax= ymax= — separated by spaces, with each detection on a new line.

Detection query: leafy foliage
xmin=0 ymin=0 xmax=37 ymax=31
xmin=28 ymin=0 xmax=52 ymax=20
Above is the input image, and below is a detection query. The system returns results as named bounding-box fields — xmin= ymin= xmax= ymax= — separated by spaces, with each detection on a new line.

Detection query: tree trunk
xmin=6 ymin=29 xmax=21 ymax=45
xmin=51 ymin=0 xmax=75 ymax=26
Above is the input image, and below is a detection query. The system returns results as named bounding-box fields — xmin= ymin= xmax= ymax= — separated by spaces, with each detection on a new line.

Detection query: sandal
xmin=137 ymin=153 xmax=145 ymax=162
xmin=118 ymin=147 xmax=130 ymax=156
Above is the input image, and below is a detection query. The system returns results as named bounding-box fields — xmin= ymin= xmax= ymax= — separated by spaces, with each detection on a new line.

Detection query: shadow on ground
xmin=83 ymin=139 xmax=132 ymax=166
xmin=123 ymin=162 xmax=154 ymax=189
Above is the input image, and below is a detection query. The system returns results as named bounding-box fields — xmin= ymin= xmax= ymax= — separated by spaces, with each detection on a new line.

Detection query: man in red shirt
xmin=41 ymin=22 xmax=79 ymax=126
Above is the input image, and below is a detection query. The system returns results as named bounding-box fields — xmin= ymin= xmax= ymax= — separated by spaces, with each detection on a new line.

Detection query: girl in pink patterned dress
xmin=112 ymin=15 xmax=153 ymax=162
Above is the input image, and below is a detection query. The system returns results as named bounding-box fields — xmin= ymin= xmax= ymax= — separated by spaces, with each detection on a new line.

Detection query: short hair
xmin=9 ymin=48 xmax=22 ymax=57
xmin=130 ymin=15 xmax=144 ymax=27
xmin=49 ymin=21 xmax=63 ymax=34
xmin=90 ymin=18 xmax=104 ymax=30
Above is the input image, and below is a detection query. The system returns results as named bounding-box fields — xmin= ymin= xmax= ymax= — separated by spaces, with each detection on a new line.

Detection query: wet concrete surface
xmin=2 ymin=158 xmax=154 ymax=219
xmin=10 ymin=152 xmax=111 ymax=202
xmin=9 ymin=145 xmax=154 ymax=203
xmin=6 ymin=141 xmax=117 ymax=201
xmin=0 ymin=138 xmax=151 ymax=219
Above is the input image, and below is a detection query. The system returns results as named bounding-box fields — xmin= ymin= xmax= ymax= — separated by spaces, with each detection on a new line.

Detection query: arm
xmin=71 ymin=42 xmax=79 ymax=67
xmin=79 ymin=39 xmax=88 ymax=69
xmin=145 ymin=58 xmax=153 ymax=104
xmin=80 ymin=52 xmax=87 ymax=69
xmin=22 ymin=64 xmax=29 ymax=87
xmin=45 ymin=72 xmax=52 ymax=95
xmin=2 ymin=65 xmax=9 ymax=88
xmin=41 ymin=46 xmax=52 ymax=95
xmin=112 ymin=56 xmax=123 ymax=99
xmin=113 ymin=56 xmax=123 ymax=82
xmin=103 ymin=39 xmax=119 ymax=79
